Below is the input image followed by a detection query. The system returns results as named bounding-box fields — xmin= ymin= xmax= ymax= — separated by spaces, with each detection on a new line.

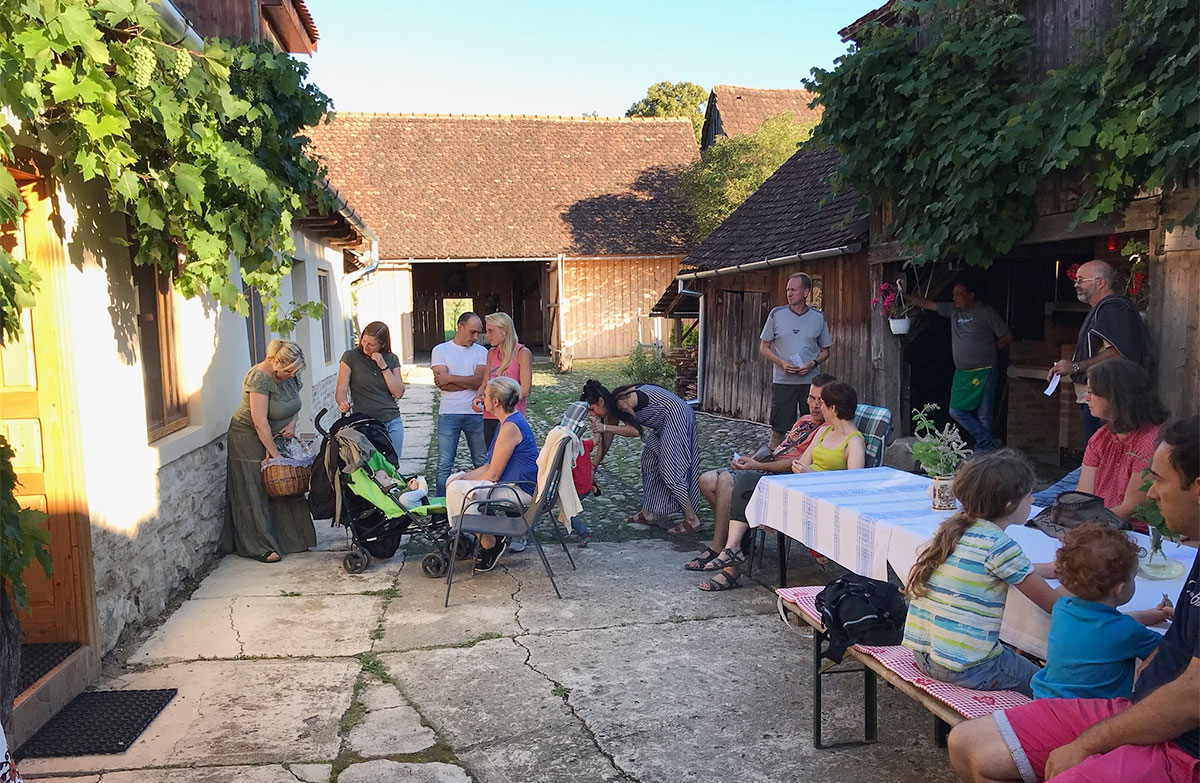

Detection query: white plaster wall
xmin=47 ymin=183 xmax=357 ymax=652
xmin=289 ymin=229 xmax=353 ymax=437
xmin=354 ymin=263 xmax=414 ymax=363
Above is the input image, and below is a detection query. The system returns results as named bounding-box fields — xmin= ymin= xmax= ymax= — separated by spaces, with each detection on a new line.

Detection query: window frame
xmin=133 ymin=259 xmax=189 ymax=442
xmin=317 ymin=269 xmax=332 ymax=364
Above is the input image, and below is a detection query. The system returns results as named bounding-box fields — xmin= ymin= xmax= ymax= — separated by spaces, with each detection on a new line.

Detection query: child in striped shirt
xmin=903 ymin=450 xmax=1061 ymax=697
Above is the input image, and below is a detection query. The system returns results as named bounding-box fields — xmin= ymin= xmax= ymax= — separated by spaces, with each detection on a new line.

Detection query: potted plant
xmin=908 ymin=404 xmax=972 ymax=510
xmin=872 ymin=281 xmax=916 ymax=334
xmin=1 ymin=438 xmax=52 ymax=725
xmin=1132 ymin=469 xmax=1186 ymax=580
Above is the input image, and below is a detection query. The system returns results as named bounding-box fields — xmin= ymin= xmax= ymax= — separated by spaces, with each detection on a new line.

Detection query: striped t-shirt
xmin=902 ymin=520 xmax=1032 ymax=672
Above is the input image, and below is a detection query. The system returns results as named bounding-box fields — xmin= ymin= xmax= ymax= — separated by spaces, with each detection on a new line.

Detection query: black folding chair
xmin=444 ymin=437 xmax=576 ymax=606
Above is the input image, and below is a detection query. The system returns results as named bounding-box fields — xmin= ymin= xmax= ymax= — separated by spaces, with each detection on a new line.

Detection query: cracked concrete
xmin=18 ymin=367 xmax=960 ymax=782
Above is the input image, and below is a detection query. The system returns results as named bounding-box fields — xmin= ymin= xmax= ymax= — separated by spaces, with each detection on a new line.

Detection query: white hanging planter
xmin=889 ymin=317 xmax=913 ymax=335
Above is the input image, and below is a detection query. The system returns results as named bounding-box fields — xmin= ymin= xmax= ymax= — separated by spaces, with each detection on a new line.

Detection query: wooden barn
xmin=654 ymin=146 xmax=878 ymax=422
xmin=699 ymin=85 xmax=823 ymax=151
xmin=308 ymin=114 xmax=698 ymax=364
xmin=847 ymin=0 xmax=1199 ymax=464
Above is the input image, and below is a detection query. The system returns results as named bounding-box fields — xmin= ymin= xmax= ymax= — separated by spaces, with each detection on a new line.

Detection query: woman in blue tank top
xmin=445 ymin=376 xmax=539 ymax=572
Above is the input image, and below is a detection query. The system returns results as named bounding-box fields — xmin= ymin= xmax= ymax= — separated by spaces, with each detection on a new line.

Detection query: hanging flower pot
xmin=889 ymin=317 xmax=913 ymax=335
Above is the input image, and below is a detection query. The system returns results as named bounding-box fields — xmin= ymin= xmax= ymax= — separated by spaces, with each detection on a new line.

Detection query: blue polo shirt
xmin=1031 ymin=596 xmax=1162 ymax=701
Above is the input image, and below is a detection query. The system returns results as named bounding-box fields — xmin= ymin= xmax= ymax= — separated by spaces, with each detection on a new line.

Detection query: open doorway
xmin=441 ymin=297 xmax=473 ymax=341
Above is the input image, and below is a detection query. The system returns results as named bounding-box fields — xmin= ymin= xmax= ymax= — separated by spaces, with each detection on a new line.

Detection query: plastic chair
xmin=444 ymin=437 xmax=576 ymax=606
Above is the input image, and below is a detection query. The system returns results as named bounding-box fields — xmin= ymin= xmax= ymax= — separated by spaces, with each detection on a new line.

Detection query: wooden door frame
xmin=5 ymin=164 xmax=100 ymax=747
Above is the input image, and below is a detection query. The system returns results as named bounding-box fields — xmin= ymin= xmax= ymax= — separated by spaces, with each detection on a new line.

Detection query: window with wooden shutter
xmin=133 ymin=260 xmax=188 ymax=441
xmin=243 ymin=282 xmax=267 ymax=363
xmin=318 ymin=270 xmax=332 ymax=363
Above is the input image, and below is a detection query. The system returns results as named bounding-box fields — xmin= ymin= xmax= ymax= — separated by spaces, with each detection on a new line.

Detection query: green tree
xmin=678 ymin=112 xmax=817 ymax=240
xmin=626 ymin=81 xmax=708 ymax=142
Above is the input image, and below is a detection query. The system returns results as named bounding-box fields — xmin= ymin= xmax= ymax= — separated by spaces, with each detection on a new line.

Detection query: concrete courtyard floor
xmin=21 ymin=363 xmax=957 ymax=783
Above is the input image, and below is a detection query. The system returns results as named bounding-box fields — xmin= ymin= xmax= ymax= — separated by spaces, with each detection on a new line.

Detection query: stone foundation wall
xmin=307 ymin=373 xmax=338 ymax=436
xmin=91 ymin=434 xmax=227 ymax=654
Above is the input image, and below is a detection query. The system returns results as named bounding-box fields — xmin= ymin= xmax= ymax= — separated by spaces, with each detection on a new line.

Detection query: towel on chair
xmin=538 ymin=426 xmax=584 ymax=528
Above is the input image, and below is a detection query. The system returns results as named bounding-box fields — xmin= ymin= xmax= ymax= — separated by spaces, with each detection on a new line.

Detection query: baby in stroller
xmin=311 ymin=409 xmax=469 ymax=576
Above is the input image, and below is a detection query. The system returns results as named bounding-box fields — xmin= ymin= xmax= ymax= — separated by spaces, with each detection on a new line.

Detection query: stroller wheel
xmin=421 ymin=552 xmax=448 ymax=578
xmin=343 ymin=548 xmax=371 ymax=574
xmin=454 ymin=535 xmax=474 ymax=560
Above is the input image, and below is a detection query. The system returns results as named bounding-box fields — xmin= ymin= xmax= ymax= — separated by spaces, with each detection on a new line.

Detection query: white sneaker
xmin=508 ymin=536 xmax=527 ymax=553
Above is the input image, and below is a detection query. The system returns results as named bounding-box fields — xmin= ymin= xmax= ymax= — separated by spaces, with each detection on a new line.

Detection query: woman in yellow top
xmin=697 ymin=380 xmax=865 ymax=592
xmin=791 ymin=381 xmax=866 ymax=473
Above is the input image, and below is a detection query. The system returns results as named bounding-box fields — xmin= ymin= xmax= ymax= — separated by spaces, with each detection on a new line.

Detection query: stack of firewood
xmin=666 ymin=346 xmax=698 ymax=400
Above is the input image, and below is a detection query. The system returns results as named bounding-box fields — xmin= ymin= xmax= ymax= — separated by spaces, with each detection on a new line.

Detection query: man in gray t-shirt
xmin=759 ymin=272 xmax=834 ymax=448
xmin=907 ymin=279 xmax=1012 ymax=451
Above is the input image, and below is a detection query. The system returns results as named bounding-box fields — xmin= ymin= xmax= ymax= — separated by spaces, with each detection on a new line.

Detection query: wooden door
xmin=0 ymin=174 xmax=91 ymax=645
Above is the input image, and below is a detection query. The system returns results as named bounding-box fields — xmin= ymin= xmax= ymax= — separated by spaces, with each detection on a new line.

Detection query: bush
xmin=622 ymin=344 xmax=674 ymax=386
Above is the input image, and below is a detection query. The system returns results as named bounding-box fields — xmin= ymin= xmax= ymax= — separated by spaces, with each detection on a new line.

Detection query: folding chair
xmin=444 ymin=437 xmax=576 ymax=606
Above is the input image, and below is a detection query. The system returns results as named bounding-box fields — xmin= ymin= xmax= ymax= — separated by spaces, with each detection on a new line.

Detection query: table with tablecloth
xmin=746 ymin=466 xmax=1195 ymax=658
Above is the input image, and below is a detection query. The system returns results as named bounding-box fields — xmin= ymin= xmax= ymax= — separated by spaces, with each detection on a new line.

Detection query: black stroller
xmin=310 ymin=409 xmax=470 ymax=575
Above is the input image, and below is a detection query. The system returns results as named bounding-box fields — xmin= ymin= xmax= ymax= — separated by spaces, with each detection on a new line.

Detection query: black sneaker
xmin=474 ymin=539 xmax=508 ymax=573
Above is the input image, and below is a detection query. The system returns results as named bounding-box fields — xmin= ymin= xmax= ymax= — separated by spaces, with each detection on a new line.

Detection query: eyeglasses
xmin=1074 ymin=277 xmax=1100 ymax=285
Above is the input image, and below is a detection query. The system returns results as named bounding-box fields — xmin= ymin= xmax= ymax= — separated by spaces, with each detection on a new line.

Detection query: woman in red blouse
xmin=1079 ymin=358 xmax=1168 ymax=531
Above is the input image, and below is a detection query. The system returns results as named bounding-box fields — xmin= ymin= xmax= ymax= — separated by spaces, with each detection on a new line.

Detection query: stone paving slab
xmin=129 ymin=593 xmax=383 ymax=663
xmin=346 ymin=681 xmax=437 ymax=756
xmin=338 ymin=760 xmax=471 ymax=783
xmin=32 ymin=766 xmax=319 ymax=783
xmin=189 ymin=549 xmax=396 ymax=598
xmin=18 ymin=660 xmax=358 ymax=776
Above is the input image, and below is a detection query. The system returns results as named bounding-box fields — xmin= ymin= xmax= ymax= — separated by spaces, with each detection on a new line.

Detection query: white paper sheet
xmin=1043 ymin=374 xmax=1060 ymax=396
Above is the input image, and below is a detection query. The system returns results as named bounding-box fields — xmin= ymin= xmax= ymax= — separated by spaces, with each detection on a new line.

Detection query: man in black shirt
xmin=949 ymin=416 xmax=1199 ymax=782
xmin=1048 ymin=259 xmax=1150 ymax=441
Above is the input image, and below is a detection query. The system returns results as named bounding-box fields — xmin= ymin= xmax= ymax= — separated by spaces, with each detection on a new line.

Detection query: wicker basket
xmin=262 ymin=461 xmax=312 ymax=498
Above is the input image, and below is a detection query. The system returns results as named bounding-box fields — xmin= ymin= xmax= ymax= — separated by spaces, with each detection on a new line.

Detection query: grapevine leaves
xmin=0 ymin=0 xmax=335 ymax=334
xmin=807 ymin=0 xmax=1199 ymax=267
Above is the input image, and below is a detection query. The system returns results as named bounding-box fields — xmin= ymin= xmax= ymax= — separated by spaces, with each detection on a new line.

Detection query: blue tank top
xmin=488 ymin=411 xmax=539 ymax=493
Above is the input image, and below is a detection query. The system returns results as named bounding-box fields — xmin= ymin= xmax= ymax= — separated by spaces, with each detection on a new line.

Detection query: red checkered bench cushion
xmin=777 ymin=586 xmax=1031 ymax=720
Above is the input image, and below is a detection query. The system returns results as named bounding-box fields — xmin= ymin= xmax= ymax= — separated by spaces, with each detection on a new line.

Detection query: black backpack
xmin=815 ymin=574 xmax=908 ymax=664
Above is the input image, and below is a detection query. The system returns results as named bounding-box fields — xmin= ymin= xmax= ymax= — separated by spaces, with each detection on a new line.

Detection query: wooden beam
xmin=260 ymin=0 xmax=316 ymax=54
xmin=1018 ymin=196 xmax=1161 ymax=245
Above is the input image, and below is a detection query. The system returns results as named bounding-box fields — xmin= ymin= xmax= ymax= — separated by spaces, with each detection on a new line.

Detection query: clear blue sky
xmin=301 ymin=0 xmax=883 ymax=117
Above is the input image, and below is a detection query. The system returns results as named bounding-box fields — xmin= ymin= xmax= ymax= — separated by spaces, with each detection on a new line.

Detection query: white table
xmin=746 ymin=466 xmax=1196 ymax=658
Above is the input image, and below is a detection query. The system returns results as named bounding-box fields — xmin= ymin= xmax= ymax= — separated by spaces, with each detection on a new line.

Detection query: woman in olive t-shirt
xmin=335 ymin=321 xmax=406 ymax=461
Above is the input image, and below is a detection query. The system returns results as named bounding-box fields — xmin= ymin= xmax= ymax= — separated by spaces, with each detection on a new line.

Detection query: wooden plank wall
xmin=699 ymin=253 xmax=875 ymax=424
xmin=1151 ymin=193 xmax=1200 ymax=418
xmin=560 ymin=255 xmax=682 ymax=360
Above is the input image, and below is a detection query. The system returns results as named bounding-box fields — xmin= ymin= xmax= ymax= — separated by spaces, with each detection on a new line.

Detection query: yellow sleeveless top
xmin=810 ymin=426 xmax=864 ymax=472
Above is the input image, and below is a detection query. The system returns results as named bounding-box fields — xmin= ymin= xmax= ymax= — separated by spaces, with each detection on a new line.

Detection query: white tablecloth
xmin=746 ymin=466 xmax=1197 ymax=658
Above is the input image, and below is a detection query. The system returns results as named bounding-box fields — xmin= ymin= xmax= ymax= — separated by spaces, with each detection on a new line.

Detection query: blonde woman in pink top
xmin=473 ymin=312 xmax=533 ymax=447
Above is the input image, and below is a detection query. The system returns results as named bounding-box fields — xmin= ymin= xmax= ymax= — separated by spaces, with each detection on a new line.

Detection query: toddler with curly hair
xmin=1031 ymin=523 xmax=1174 ymax=700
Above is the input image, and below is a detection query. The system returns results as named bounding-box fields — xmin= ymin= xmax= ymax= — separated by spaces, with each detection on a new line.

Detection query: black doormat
xmin=18 ymin=642 xmax=81 ymax=693
xmin=16 ymin=689 xmax=177 ymax=758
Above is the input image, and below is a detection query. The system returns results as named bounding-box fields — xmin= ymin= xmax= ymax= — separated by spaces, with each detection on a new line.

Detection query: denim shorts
xmin=913 ymin=646 xmax=1040 ymax=697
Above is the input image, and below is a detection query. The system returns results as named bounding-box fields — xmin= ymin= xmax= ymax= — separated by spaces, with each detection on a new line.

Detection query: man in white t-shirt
xmin=431 ymin=311 xmax=488 ymax=495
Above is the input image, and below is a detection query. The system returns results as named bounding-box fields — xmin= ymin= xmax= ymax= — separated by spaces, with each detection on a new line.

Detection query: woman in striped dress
xmin=581 ymin=380 xmax=701 ymax=534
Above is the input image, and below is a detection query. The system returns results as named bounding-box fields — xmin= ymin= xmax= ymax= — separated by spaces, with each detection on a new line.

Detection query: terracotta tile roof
xmin=291 ymin=0 xmax=319 ymax=43
xmin=682 ymin=146 xmax=867 ymax=271
xmin=706 ymin=85 xmax=823 ymax=139
xmin=308 ymin=114 xmax=699 ymax=259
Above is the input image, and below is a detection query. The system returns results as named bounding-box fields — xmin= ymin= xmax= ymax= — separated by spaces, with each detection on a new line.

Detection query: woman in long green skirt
xmin=222 ymin=339 xmax=316 ymax=562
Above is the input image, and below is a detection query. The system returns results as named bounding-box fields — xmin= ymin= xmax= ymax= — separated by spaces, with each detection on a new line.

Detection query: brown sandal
xmin=666 ymin=520 xmax=702 ymax=535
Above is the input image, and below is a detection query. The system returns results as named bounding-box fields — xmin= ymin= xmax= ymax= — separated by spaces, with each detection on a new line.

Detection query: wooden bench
xmin=776 ymin=586 xmax=1032 ymax=749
